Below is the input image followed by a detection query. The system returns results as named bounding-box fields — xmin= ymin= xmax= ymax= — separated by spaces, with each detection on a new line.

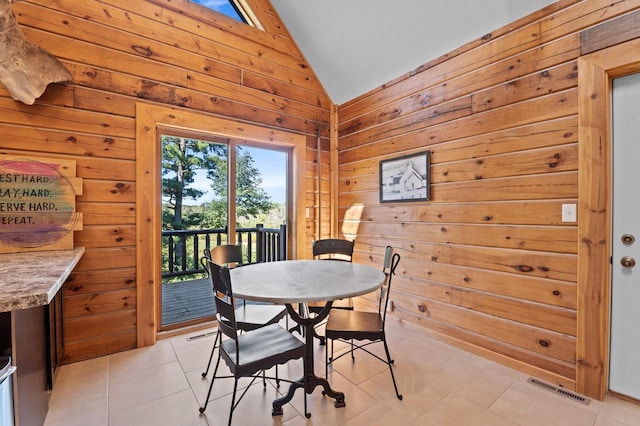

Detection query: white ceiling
xmin=270 ymin=0 xmax=557 ymax=105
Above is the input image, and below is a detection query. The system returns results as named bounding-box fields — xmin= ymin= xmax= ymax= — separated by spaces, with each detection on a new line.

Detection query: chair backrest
xmin=201 ymin=245 xmax=243 ymax=276
xmin=379 ymin=246 xmax=401 ymax=324
xmin=200 ymin=248 xmax=212 ymax=275
xmin=210 ymin=244 xmax=243 ymax=266
xmin=207 ymin=260 xmax=238 ymax=342
xmin=312 ymin=238 xmax=354 ymax=261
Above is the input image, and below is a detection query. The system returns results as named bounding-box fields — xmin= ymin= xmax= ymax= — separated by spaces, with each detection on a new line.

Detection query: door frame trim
xmin=135 ymin=103 xmax=306 ymax=347
xmin=577 ymin=37 xmax=640 ymax=400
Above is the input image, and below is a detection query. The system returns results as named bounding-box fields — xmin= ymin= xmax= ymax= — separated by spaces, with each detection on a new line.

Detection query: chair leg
xmin=350 ymin=339 xmax=355 ymax=360
xmin=330 ymin=336 xmax=335 ymax=361
xmin=199 ymin=350 xmax=223 ymax=413
xmin=325 ymin=336 xmax=329 ymax=378
xmin=382 ymin=338 xmax=403 ymax=400
xmin=332 ymin=337 xmax=335 ymax=360
xmin=313 ymin=327 xmax=326 ymax=345
xmin=228 ymin=379 xmax=239 ymax=426
xmin=201 ymin=329 xmax=220 ymax=378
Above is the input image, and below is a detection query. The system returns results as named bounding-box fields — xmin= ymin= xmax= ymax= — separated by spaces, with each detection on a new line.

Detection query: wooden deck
xmin=162 ymin=278 xmax=215 ymax=325
xmin=161 ymin=277 xmax=274 ymax=326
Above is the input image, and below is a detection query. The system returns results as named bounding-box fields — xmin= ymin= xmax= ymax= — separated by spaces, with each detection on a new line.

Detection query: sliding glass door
xmin=160 ymin=133 xmax=289 ymax=329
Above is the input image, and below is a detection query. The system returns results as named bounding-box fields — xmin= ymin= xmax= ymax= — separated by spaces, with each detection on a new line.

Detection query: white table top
xmin=229 ymin=260 xmax=385 ymax=304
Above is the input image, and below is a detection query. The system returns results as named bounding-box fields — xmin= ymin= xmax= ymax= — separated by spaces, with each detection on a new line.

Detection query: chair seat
xmin=220 ymin=324 xmax=305 ymax=377
xmin=325 ymin=309 xmax=383 ymax=340
xmin=324 ymin=246 xmax=402 ymax=401
xmin=233 ymin=303 xmax=287 ymax=331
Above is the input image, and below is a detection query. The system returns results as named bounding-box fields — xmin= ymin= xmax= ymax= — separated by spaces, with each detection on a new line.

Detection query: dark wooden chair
xmin=306 ymin=238 xmax=355 ymax=343
xmin=198 ymin=262 xmax=307 ymax=423
xmin=324 ymin=245 xmax=403 ymax=400
xmin=311 ymin=241 xmax=355 ymax=303
xmin=312 ymin=238 xmax=355 ymax=262
xmin=200 ymin=245 xmax=288 ymax=378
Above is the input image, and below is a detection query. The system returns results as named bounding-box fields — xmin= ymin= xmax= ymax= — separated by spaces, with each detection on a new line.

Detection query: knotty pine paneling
xmin=341 ymin=200 xmax=573 ymax=226
xmin=338 ymin=0 xmax=640 ymax=391
xmin=77 ymin=203 xmax=136 ymax=226
xmin=339 ymin=34 xmax=580 ymax=128
xmin=73 ymin=248 xmax=136 ymax=273
xmin=4 ymin=0 xmax=330 ymax=363
xmin=340 ymin=90 xmax=577 ymax=156
xmin=61 ymin=331 xmax=137 ymax=364
xmin=65 ymin=269 xmax=137 ymax=297
xmin=64 ymin=310 xmax=137 ymax=342
xmin=74 ymin=225 xmax=136 ymax=248
xmin=0 ymin=124 xmax=135 ymax=160
xmin=64 ymin=290 xmax=137 ymax=319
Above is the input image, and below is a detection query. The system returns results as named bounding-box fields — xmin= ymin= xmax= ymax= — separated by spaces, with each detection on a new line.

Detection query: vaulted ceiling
xmin=270 ymin=0 xmax=557 ymax=105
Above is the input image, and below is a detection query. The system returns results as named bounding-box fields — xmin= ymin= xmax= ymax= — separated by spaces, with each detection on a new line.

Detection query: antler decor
xmin=0 ymin=0 xmax=71 ymax=105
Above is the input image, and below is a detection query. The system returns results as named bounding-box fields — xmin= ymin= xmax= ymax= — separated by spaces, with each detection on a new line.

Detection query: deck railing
xmin=162 ymin=224 xmax=287 ymax=279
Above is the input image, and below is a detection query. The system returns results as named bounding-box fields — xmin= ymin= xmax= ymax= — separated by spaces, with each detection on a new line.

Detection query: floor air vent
xmin=527 ymin=377 xmax=591 ymax=405
xmin=186 ymin=331 xmax=217 ymax=341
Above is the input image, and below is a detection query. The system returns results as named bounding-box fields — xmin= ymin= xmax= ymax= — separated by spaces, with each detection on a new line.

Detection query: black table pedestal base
xmin=272 ymin=303 xmax=345 ymax=418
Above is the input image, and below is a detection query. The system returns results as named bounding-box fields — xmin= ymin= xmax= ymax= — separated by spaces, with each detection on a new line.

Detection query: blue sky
xmin=239 ymin=147 xmax=287 ymax=204
xmin=190 ymin=0 xmax=242 ymax=21
xmin=188 ymin=146 xmax=287 ymax=205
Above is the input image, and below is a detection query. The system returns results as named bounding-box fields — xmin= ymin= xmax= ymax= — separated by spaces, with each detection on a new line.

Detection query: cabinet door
xmin=14 ymin=306 xmax=49 ymax=426
xmin=47 ymin=290 xmax=64 ymax=389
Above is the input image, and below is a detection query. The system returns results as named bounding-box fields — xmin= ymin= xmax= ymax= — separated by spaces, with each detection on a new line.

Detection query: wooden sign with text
xmin=0 ymin=155 xmax=83 ymax=253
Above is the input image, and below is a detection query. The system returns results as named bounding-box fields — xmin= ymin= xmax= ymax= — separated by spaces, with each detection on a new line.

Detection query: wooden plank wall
xmin=337 ymin=0 xmax=640 ymax=390
xmin=0 ymin=0 xmax=330 ymax=363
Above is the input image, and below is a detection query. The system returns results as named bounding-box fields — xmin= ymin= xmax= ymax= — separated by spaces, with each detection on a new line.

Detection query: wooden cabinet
xmin=0 ymin=248 xmax=84 ymax=425
xmin=0 ymin=292 xmax=65 ymax=426
xmin=12 ymin=306 xmax=50 ymax=426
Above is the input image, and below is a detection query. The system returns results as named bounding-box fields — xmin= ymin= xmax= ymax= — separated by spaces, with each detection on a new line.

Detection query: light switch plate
xmin=562 ymin=203 xmax=577 ymax=222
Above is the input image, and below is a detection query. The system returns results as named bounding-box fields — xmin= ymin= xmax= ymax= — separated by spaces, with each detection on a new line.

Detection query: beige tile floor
xmin=45 ymin=318 xmax=640 ymax=426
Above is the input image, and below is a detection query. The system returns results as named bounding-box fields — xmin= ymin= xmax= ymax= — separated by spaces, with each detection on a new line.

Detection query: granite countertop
xmin=0 ymin=247 xmax=85 ymax=312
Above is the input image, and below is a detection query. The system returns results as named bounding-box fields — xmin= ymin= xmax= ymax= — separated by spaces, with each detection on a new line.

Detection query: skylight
xmin=190 ymin=0 xmax=250 ymax=25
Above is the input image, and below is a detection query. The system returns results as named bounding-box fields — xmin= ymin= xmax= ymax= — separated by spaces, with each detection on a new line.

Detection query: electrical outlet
xmin=562 ymin=203 xmax=577 ymax=222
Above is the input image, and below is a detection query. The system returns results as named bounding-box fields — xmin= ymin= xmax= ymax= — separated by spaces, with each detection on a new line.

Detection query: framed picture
xmin=379 ymin=151 xmax=430 ymax=203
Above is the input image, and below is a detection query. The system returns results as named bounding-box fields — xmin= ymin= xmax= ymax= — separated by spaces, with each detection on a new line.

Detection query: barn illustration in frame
xmin=379 ymin=151 xmax=430 ymax=203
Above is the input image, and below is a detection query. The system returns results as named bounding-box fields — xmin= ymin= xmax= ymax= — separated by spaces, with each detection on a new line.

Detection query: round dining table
xmin=230 ymin=259 xmax=385 ymax=416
